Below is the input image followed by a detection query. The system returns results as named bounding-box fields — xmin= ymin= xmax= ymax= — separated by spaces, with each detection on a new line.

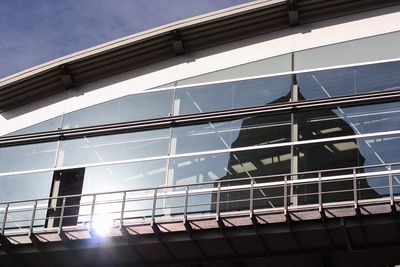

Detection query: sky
xmin=0 ymin=0 xmax=252 ymax=79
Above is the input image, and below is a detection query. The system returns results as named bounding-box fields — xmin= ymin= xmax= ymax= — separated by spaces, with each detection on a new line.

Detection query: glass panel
xmin=0 ymin=171 xmax=53 ymax=230
xmin=177 ymin=54 xmax=291 ymax=86
xmin=174 ymin=75 xmax=292 ymax=115
xmin=171 ymin=114 xmax=291 ymax=154
xmin=297 ymin=134 xmax=400 ymax=204
xmin=78 ymin=160 xmax=167 ymax=223
xmin=3 ymin=116 xmax=62 ymax=137
xmin=294 ymin=31 xmax=400 ymax=70
xmin=299 ymin=101 xmax=400 ymax=140
xmin=168 ymin=147 xmax=291 ymax=215
xmin=57 ymin=129 xmax=169 ymax=167
xmin=297 ymin=61 xmax=400 ymax=100
xmin=62 ymin=90 xmax=173 ymax=129
xmin=0 ymin=142 xmax=57 ymax=173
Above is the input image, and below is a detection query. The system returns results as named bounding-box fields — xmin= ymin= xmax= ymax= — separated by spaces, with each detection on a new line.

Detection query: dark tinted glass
xmin=299 ymin=102 xmax=400 ymax=140
xmin=297 ymin=135 xmax=400 ymax=204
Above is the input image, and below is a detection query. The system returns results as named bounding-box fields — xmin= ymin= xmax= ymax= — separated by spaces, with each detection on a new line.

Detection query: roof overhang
xmin=0 ymin=0 xmax=399 ymax=111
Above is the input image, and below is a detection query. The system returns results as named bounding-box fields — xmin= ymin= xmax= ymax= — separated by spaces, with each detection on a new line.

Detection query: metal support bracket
xmin=340 ymin=217 xmax=352 ymax=251
xmin=287 ymin=0 xmax=299 ymax=26
xmin=59 ymin=64 xmax=74 ymax=89
xmin=0 ymin=233 xmax=25 ymax=267
xmin=172 ymin=30 xmax=185 ymax=56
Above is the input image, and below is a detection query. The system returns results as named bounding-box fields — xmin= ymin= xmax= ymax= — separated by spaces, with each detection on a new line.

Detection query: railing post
xmin=151 ymin=189 xmax=158 ymax=227
xmin=120 ymin=192 xmax=126 ymax=228
xmin=353 ymin=168 xmax=358 ymax=209
xmin=216 ymin=182 xmax=221 ymax=220
xmin=183 ymin=186 xmax=189 ymax=223
xmin=284 ymin=176 xmax=288 ymax=216
xmin=58 ymin=197 xmax=66 ymax=234
xmin=318 ymin=172 xmax=322 ymax=212
xmin=249 ymin=179 xmax=254 ymax=218
xmin=29 ymin=201 xmax=38 ymax=237
xmin=1 ymin=203 xmax=9 ymax=236
xmin=389 ymin=164 xmax=394 ymax=206
xmin=89 ymin=195 xmax=96 ymax=229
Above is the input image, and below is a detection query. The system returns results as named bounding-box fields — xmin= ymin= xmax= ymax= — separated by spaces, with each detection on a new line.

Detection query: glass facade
xmin=1 ymin=32 xmax=400 ymax=228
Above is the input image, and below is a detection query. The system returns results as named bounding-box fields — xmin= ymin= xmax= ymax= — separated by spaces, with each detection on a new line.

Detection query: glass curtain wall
xmin=1 ymin=31 xmax=400 ymax=224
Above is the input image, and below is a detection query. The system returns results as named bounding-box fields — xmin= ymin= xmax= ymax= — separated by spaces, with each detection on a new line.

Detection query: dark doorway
xmin=46 ymin=168 xmax=85 ymax=228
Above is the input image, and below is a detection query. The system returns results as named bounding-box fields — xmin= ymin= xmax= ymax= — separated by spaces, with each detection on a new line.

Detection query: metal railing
xmin=1 ymin=163 xmax=400 ymax=237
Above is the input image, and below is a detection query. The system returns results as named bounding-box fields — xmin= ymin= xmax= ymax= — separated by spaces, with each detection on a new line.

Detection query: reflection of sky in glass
xmin=0 ymin=142 xmax=58 ymax=173
xmin=298 ymin=61 xmax=400 ymax=100
xmin=0 ymin=172 xmax=53 ymax=230
xmin=175 ymin=75 xmax=291 ymax=115
xmin=57 ymin=129 xmax=169 ymax=167
xmin=63 ymin=90 xmax=173 ymax=129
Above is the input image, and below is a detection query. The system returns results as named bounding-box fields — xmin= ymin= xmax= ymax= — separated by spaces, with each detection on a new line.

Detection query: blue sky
xmin=0 ymin=0 xmax=252 ymax=79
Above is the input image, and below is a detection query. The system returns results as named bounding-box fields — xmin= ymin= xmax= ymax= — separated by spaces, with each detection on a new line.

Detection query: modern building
xmin=1 ymin=0 xmax=400 ymax=266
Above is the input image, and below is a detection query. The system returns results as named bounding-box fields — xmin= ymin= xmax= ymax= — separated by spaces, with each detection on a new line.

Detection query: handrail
xmin=0 ymin=163 xmax=399 ymax=236
xmin=1 ymin=162 xmax=399 ymax=206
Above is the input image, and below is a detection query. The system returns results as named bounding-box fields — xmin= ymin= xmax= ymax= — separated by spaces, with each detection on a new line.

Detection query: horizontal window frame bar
xmin=1 ymin=88 xmax=400 ymax=147
xmin=0 ymin=129 xmax=399 ymax=178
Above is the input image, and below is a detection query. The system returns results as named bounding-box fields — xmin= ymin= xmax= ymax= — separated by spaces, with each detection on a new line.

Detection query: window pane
xmin=0 ymin=171 xmax=53 ymax=229
xmin=297 ymin=135 xmax=400 ymax=204
xmin=168 ymin=147 xmax=291 ymax=215
xmin=174 ymin=75 xmax=292 ymax=115
xmin=177 ymin=54 xmax=291 ymax=86
xmin=299 ymin=102 xmax=400 ymax=140
xmin=57 ymin=129 xmax=170 ymax=167
xmin=79 ymin=160 xmax=167 ymax=222
xmin=297 ymin=61 xmax=400 ymax=100
xmin=171 ymin=114 xmax=291 ymax=154
xmin=83 ymin=160 xmax=167 ymax=194
xmin=0 ymin=142 xmax=57 ymax=173
xmin=4 ymin=116 xmax=62 ymax=137
xmin=294 ymin=31 xmax=400 ymax=71
xmin=62 ymin=90 xmax=173 ymax=129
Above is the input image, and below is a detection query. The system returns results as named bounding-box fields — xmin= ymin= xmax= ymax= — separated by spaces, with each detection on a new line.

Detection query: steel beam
xmin=340 ymin=218 xmax=352 ymax=251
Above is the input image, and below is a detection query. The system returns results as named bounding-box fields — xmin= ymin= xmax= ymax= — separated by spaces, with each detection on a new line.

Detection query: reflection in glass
xmin=57 ymin=129 xmax=169 ymax=167
xmin=168 ymin=145 xmax=291 ymax=215
xmin=298 ymin=134 xmax=400 ymax=204
xmin=4 ymin=116 xmax=63 ymax=137
xmin=0 ymin=142 xmax=57 ymax=173
xmin=0 ymin=172 xmax=53 ymax=229
xmin=299 ymin=102 xmax=400 ymax=140
xmin=174 ymin=75 xmax=291 ymax=115
xmin=172 ymin=114 xmax=291 ymax=154
xmin=79 ymin=160 xmax=167 ymax=222
xmin=62 ymin=90 xmax=173 ymax=129
xmin=297 ymin=61 xmax=400 ymax=100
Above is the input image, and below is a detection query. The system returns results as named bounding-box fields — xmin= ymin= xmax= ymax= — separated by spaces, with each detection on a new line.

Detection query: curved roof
xmin=0 ymin=0 xmax=398 ymax=111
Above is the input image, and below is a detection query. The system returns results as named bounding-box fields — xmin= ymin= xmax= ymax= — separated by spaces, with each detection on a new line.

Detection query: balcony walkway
xmin=1 ymin=164 xmax=400 ymax=266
